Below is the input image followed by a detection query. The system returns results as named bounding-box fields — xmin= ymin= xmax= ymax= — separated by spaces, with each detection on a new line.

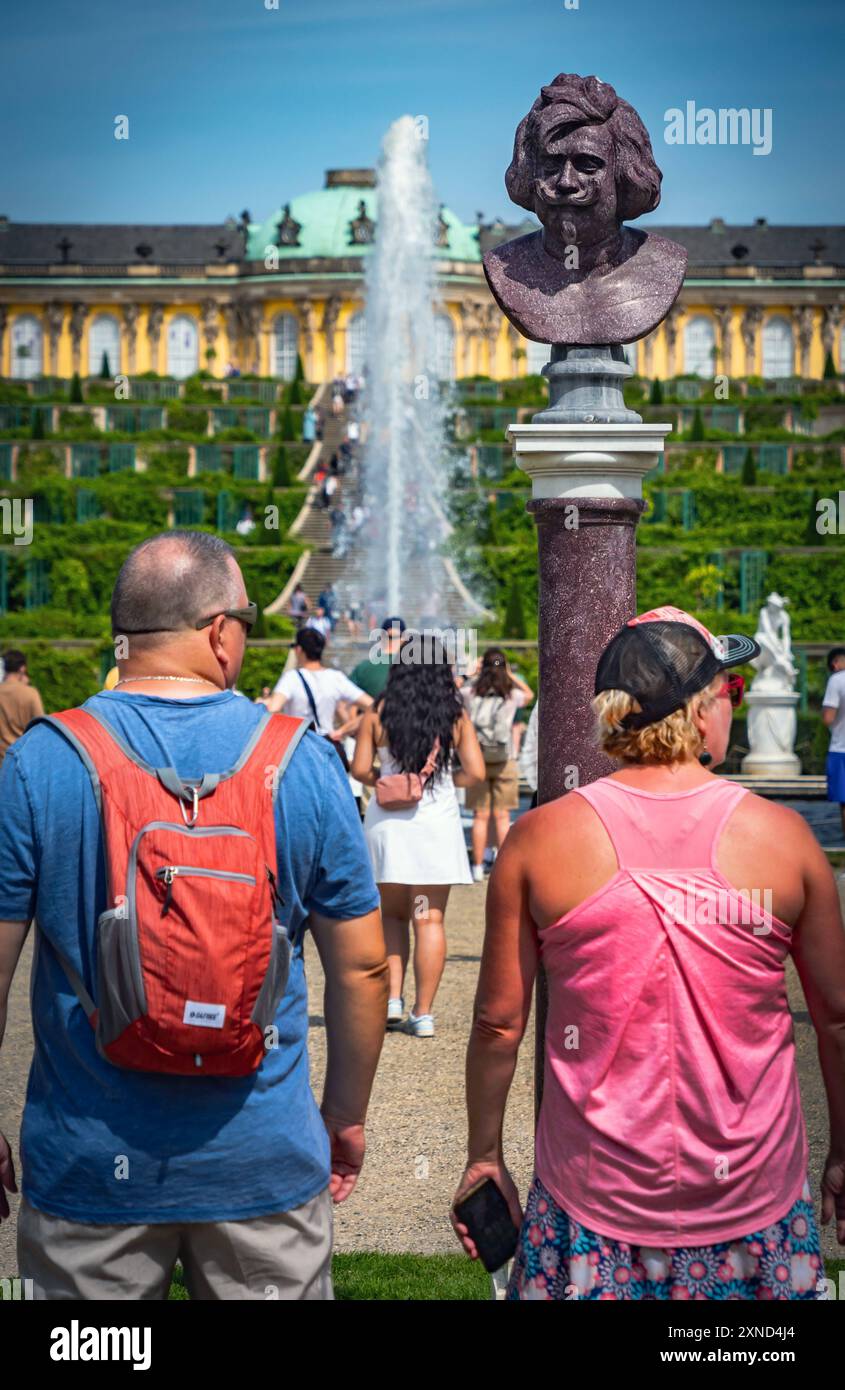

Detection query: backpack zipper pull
xmin=267 ymin=866 xmax=284 ymax=909
xmin=161 ymin=865 xmax=175 ymax=916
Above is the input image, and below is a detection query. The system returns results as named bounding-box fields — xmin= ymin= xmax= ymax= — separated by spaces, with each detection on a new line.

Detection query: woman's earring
xmin=699 ymin=741 xmax=713 ymax=767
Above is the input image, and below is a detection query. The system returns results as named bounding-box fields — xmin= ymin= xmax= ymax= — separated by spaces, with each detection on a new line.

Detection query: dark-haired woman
xmin=351 ymin=642 xmax=485 ymax=1037
xmin=461 ymin=649 xmax=533 ymax=882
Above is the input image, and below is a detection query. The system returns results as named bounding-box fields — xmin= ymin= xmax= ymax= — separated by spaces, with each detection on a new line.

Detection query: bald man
xmin=0 ymin=530 xmax=387 ymax=1300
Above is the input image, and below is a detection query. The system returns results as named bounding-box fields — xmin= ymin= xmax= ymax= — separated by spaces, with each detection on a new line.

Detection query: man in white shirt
xmin=264 ymin=627 xmax=372 ymax=737
xmin=822 ymin=647 xmax=845 ymax=838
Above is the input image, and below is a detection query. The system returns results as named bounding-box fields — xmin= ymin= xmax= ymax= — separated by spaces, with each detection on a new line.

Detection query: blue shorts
xmin=827 ymin=750 xmax=845 ymax=803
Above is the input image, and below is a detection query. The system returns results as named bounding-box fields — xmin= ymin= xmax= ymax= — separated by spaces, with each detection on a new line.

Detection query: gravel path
xmin=0 ymin=880 xmax=839 ymax=1274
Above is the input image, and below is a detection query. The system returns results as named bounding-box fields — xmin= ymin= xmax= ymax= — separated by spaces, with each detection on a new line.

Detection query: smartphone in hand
xmin=453 ymin=1177 xmax=520 ymax=1272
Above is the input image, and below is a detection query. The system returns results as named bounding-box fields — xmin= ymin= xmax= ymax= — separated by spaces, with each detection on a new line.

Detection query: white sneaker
xmin=407 ymin=1011 xmax=435 ymax=1038
xmin=386 ymin=997 xmax=404 ymax=1029
xmin=472 ymin=864 xmax=485 ymax=883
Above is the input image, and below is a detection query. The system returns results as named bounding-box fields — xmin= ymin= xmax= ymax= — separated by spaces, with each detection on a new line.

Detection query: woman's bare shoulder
xmin=729 ymin=786 xmax=815 ymax=845
xmin=505 ymin=789 xmax=596 ymax=856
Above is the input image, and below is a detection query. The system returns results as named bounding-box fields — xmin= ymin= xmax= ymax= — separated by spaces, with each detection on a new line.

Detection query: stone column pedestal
xmin=741 ymin=690 xmax=802 ymax=777
xmin=508 ymin=420 xmax=671 ymax=1110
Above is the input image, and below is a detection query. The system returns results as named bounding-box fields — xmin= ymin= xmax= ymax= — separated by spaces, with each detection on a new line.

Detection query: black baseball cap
xmin=595 ymin=605 xmax=760 ymax=731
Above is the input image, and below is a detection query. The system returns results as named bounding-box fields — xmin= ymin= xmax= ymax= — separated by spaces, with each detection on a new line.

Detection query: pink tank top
xmin=535 ymin=775 xmax=808 ymax=1246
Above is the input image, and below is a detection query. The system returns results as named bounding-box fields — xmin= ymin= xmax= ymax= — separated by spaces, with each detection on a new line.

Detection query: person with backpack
xmin=461 ymin=649 xmax=534 ymax=883
xmin=263 ymin=626 xmax=373 ymax=767
xmin=351 ymin=636 xmax=485 ymax=1037
xmin=0 ymin=530 xmax=387 ymax=1300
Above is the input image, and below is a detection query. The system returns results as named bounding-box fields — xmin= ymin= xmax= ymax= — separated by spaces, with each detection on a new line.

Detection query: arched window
xmin=526 ymin=338 xmax=550 ymax=375
xmin=272 ymin=313 xmax=299 ymax=380
xmin=762 ymin=316 xmax=793 ymax=378
xmin=683 ymin=316 xmax=716 ymax=377
xmin=88 ymin=314 xmax=121 ymax=377
xmin=166 ymin=315 xmax=199 ymax=378
xmin=346 ymin=311 xmax=367 ymax=374
xmin=434 ymin=313 xmax=455 ymax=381
xmin=11 ymin=314 xmax=43 ymax=379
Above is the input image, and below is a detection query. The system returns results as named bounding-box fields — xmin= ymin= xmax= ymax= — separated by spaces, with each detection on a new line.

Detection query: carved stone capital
xmin=201 ymin=298 xmax=220 ymax=345
xmin=295 ymin=297 xmax=316 ymax=351
xmin=822 ymin=305 xmax=844 ymax=353
xmin=321 ymin=296 xmax=341 ymax=352
xmin=69 ymin=302 xmax=87 ymax=347
xmin=662 ymin=305 xmax=681 ymax=347
xmin=238 ymin=301 xmax=262 ymax=337
xmin=45 ymin=302 xmax=64 ymax=341
xmin=122 ymin=302 xmax=140 ymax=340
xmin=741 ymin=305 xmax=763 ymax=358
xmin=147 ymin=303 xmax=164 ymax=344
xmin=713 ymin=304 xmax=733 ymax=374
xmin=460 ymin=298 xmax=486 ymax=335
xmin=792 ymin=306 xmax=815 ymax=352
xmin=480 ymin=302 xmax=501 ymax=345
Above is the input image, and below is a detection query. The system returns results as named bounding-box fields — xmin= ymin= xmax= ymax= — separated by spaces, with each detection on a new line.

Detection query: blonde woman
xmin=452 ymin=606 xmax=845 ymax=1300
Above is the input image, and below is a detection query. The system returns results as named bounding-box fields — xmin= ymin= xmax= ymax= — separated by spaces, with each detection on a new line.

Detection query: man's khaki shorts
xmin=465 ymin=758 xmax=520 ymax=812
xmin=16 ymin=1184 xmax=334 ymax=1301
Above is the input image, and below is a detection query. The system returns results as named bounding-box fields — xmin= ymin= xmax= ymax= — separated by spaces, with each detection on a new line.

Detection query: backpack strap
xmin=295 ymin=669 xmax=322 ymax=734
xmin=30 ymin=706 xmax=309 ymax=808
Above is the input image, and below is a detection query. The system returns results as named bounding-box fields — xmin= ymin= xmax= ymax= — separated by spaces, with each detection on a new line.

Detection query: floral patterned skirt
xmin=506 ymin=1173 xmax=823 ymax=1301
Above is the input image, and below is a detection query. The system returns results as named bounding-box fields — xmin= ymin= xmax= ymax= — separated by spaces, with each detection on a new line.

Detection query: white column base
xmin=507 ymin=423 xmax=673 ymax=500
xmin=741 ymin=690 xmax=802 ymax=777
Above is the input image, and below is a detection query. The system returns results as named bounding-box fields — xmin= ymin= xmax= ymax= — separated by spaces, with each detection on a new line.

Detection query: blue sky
xmin=3 ymin=0 xmax=843 ymax=229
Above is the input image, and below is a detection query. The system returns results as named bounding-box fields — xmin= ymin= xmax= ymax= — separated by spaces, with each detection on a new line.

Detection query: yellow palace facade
xmin=1 ymin=169 xmax=843 ymax=384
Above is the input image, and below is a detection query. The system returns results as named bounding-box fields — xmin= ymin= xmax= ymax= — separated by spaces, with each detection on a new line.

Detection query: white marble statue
xmin=742 ymin=592 xmax=801 ymax=775
xmin=750 ymin=592 xmax=797 ymax=691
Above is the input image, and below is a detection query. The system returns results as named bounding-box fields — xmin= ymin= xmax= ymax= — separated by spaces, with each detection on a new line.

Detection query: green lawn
xmin=168 ymin=1253 xmax=491 ymax=1300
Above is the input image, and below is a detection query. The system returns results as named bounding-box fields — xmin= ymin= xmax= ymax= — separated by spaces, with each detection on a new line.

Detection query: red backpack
xmin=37 ymin=706 xmax=310 ymax=1077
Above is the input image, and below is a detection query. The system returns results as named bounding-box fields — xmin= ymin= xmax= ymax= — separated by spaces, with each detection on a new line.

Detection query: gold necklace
xmin=113 ymin=675 xmax=220 ymax=689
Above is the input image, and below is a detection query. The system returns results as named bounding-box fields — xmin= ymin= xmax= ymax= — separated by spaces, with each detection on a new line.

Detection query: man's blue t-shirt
xmin=0 ymin=690 xmax=379 ymax=1224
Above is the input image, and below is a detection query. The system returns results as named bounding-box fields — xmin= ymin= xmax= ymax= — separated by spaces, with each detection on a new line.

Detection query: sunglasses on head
xmin=194 ymin=602 xmax=257 ymax=631
xmin=716 ymin=673 xmax=745 ymax=708
xmin=118 ymin=602 xmax=258 ymax=637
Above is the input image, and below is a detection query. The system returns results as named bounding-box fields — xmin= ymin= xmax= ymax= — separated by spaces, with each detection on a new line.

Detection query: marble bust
xmin=483 ymin=73 xmax=687 ymax=346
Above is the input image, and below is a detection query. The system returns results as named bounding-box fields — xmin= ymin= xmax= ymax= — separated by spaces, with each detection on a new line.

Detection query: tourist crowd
xmin=0 ymin=534 xmax=843 ymax=1304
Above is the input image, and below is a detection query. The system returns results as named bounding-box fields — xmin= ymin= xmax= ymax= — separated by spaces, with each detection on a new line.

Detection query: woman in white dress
xmin=351 ymin=638 xmax=485 ymax=1037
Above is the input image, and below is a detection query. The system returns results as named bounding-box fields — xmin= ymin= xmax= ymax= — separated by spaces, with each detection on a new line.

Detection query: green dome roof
xmin=247 ymin=171 xmax=480 ymax=264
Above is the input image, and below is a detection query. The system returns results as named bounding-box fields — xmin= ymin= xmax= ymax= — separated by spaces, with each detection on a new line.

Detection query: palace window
xmin=683 ymin=316 xmax=716 ymax=377
xmin=526 ymin=339 xmax=550 ymax=375
xmin=272 ymin=313 xmax=299 ymax=380
xmin=346 ymin=312 xmax=367 ymax=374
xmin=762 ymin=316 xmax=793 ymax=378
xmin=167 ymin=315 xmax=199 ymax=378
xmin=435 ymin=314 xmax=455 ymax=382
xmin=11 ymin=314 xmax=43 ymax=379
xmin=88 ymin=314 xmax=121 ymax=376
